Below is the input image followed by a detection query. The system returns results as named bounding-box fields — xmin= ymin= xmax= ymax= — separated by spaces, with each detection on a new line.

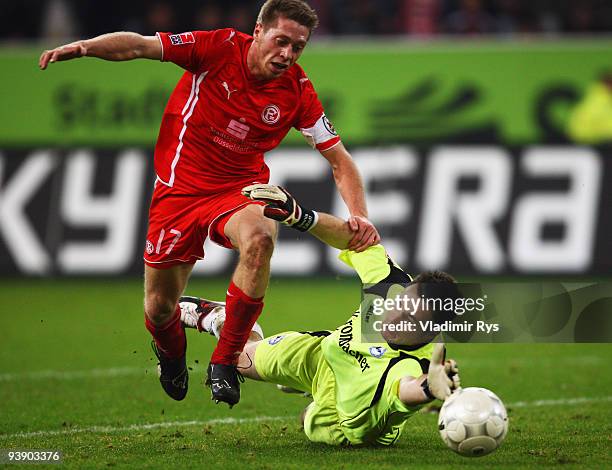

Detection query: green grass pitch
xmin=0 ymin=277 xmax=610 ymax=469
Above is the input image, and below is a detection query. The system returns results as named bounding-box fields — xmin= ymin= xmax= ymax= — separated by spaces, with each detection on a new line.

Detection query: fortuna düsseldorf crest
xmin=261 ymin=104 xmax=280 ymax=124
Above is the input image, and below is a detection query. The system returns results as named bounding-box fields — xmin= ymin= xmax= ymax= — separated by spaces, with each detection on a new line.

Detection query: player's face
xmin=251 ymin=16 xmax=309 ymax=80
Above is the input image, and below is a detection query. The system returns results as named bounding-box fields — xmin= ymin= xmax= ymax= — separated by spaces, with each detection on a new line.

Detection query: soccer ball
xmin=438 ymin=387 xmax=508 ymax=457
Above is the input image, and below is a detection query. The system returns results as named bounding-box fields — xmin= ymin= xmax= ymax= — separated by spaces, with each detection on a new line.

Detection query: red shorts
xmin=143 ymin=183 xmax=263 ymax=268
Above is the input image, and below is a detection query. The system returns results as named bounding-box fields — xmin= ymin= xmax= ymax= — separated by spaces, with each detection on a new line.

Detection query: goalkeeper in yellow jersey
xmin=179 ymin=184 xmax=461 ymax=446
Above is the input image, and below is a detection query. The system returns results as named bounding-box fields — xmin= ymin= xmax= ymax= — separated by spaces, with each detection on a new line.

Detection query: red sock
xmin=145 ymin=305 xmax=186 ymax=359
xmin=210 ymin=280 xmax=264 ymax=365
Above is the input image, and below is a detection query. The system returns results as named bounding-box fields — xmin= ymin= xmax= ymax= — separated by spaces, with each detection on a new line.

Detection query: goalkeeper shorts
xmin=254 ymin=331 xmax=324 ymax=393
xmin=254 ymin=331 xmax=349 ymax=446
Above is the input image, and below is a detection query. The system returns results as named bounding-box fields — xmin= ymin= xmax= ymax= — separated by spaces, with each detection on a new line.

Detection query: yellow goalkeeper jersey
xmin=310 ymin=246 xmax=434 ymax=445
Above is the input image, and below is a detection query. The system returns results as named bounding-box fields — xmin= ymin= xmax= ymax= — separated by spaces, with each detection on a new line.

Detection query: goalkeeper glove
xmin=242 ymin=184 xmax=319 ymax=232
xmin=422 ymin=343 xmax=461 ymax=400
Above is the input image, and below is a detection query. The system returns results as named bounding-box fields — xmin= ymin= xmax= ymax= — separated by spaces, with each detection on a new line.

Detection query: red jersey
xmin=155 ymin=29 xmax=341 ymax=195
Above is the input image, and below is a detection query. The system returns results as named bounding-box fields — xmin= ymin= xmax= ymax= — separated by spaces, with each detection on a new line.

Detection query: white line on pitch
xmin=0 ymin=356 xmax=604 ymax=382
xmin=2 ymin=416 xmax=288 ymax=440
xmin=0 ymin=367 xmax=145 ymax=381
xmin=1 ymin=396 xmax=610 ymax=440
xmin=0 ymin=366 xmax=202 ymax=382
xmin=506 ymin=395 xmax=612 ymax=408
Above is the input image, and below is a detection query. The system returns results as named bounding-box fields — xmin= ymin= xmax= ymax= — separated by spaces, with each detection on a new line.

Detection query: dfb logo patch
xmin=169 ymin=32 xmax=195 ymax=46
xmin=369 ymin=346 xmax=387 ymax=358
xmin=268 ymin=335 xmax=285 ymax=346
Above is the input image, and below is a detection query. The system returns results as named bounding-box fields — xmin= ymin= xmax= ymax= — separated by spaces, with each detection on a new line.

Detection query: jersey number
xmin=155 ymin=228 xmax=182 ymax=255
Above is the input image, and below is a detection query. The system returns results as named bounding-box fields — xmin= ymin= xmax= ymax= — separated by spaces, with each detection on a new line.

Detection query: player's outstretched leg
xmin=179 ymin=296 xmax=264 ymax=407
xmin=207 ymin=205 xmax=275 ymax=407
xmin=144 ymin=264 xmax=193 ymax=401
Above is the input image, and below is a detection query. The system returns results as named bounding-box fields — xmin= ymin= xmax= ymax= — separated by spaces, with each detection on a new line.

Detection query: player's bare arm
xmin=319 ymin=143 xmax=381 ymax=252
xmin=309 ymin=213 xmax=354 ymax=249
xmin=242 ymin=172 xmax=378 ymax=252
xmin=39 ymin=32 xmax=161 ymax=70
xmin=242 ymin=184 xmax=354 ymax=249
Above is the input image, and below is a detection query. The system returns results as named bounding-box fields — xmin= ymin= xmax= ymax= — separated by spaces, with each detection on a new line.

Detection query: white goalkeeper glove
xmin=242 ymin=184 xmax=318 ymax=232
xmin=422 ymin=343 xmax=461 ymax=401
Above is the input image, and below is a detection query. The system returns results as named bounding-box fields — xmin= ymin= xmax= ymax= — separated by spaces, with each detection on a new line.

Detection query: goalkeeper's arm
xmin=242 ymin=184 xmax=356 ymax=250
xmin=398 ymin=343 xmax=460 ymax=406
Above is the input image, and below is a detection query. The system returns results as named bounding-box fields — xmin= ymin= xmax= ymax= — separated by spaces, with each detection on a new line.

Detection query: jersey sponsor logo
xmin=322 ymin=115 xmax=337 ymax=136
xmin=369 ymin=346 xmax=387 ymax=358
xmin=221 ymin=81 xmax=237 ymax=100
xmin=211 ymin=128 xmax=258 ymax=153
xmin=145 ymin=240 xmax=154 ymax=255
xmin=268 ymin=335 xmax=285 ymax=345
xmin=226 ymin=119 xmax=250 ymax=140
xmin=169 ymin=32 xmax=195 ymax=45
xmin=261 ymin=104 xmax=281 ymax=125
xmin=337 ymin=316 xmax=371 ymax=372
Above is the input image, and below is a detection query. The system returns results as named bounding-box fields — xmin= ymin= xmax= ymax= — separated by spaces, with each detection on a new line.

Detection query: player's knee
xmin=241 ymin=231 xmax=275 ymax=268
xmin=144 ymin=294 xmax=177 ymax=325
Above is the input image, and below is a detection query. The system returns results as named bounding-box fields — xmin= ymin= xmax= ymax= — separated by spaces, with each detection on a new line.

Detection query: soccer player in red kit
xmin=39 ymin=0 xmax=380 ymax=407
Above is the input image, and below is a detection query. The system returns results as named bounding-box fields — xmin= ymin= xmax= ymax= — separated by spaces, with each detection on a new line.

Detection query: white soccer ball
xmin=438 ymin=387 xmax=508 ymax=457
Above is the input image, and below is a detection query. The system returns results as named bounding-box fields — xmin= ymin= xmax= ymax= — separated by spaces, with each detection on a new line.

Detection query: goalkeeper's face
xmin=380 ymin=283 xmax=438 ymax=347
